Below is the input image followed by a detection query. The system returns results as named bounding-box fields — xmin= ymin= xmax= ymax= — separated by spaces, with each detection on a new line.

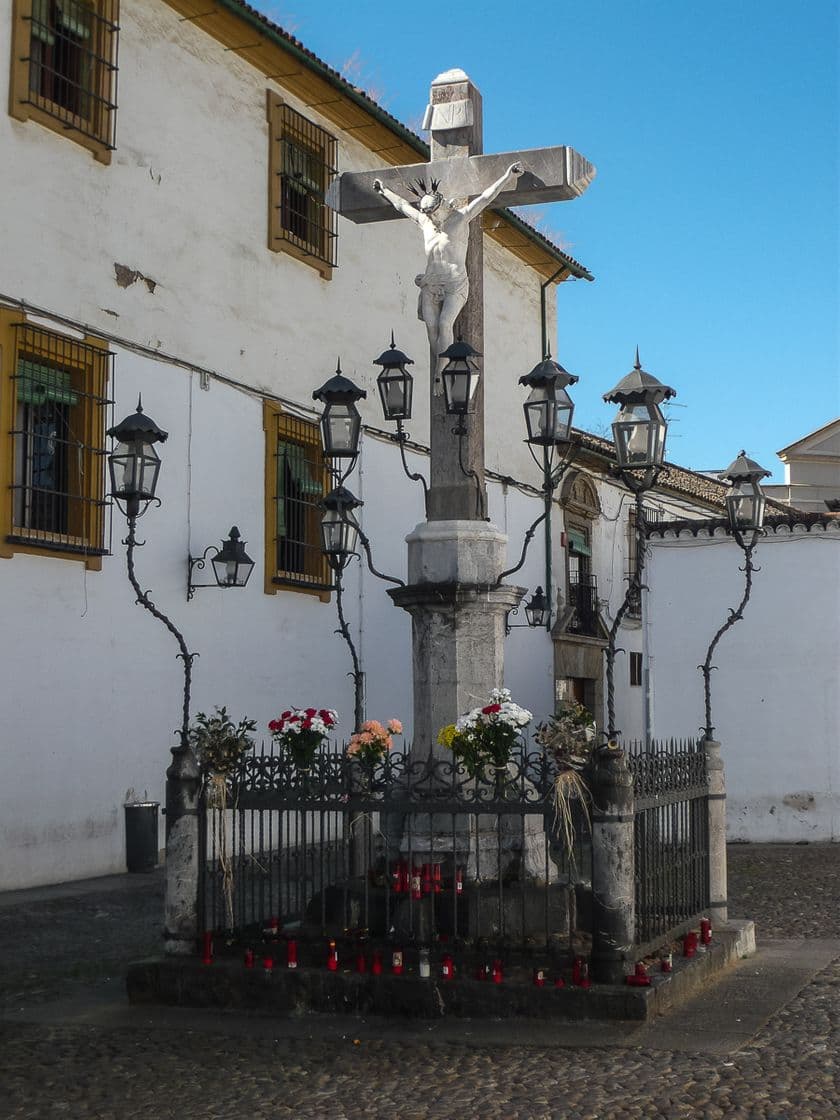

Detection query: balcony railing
xmin=568 ymin=574 xmax=600 ymax=637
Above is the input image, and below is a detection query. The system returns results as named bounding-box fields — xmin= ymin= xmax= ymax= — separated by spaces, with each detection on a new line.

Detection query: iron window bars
xmin=8 ymin=322 xmax=111 ymax=555
xmin=12 ymin=0 xmax=119 ymax=153
xmin=270 ymin=100 xmax=338 ymax=271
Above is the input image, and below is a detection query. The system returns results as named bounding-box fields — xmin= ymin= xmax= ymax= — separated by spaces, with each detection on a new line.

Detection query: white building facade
xmin=0 ymin=0 xmax=723 ymax=888
xmin=646 ymin=516 xmax=840 ymax=841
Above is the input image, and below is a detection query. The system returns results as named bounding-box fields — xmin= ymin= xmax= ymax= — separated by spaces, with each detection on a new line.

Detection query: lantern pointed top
xmin=519 ymin=355 xmax=579 ymax=389
xmin=373 ymin=333 xmax=414 ymax=369
xmin=313 ymin=365 xmax=367 ymax=404
xmin=603 ymin=350 xmax=676 ymax=405
xmin=320 ymin=484 xmax=363 ymax=513
xmin=107 ymin=398 xmax=169 ymax=444
xmin=724 ymin=451 xmax=771 ymax=484
xmin=439 ymin=337 xmax=482 ymax=361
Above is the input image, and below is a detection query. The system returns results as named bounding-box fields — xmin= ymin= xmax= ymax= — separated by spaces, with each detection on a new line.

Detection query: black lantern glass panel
xmin=440 ymin=339 xmax=481 ymax=416
xmin=374 ymin=337 xmax=414 ymax=422
xmin=108 ymin=439 xmax=162 ymax=503
xmin=612 ymin=400 xmax=667 ymax=470
xmin=313 ymin=366 xmax=367 ymax=463
xmin=319 ymin=486 xmax=362 ymax=572
xmin=320 ymin=402 xmax=362 ymax=460
xmin=524 ymin=385 xmax=575 ymax=446
xmin=210 ymin=527 xmax=255 ymax=589
xmin=106 ymin=399 xmax=169 ymax=514
xmin=725 ymin=481 xmax=766 ymax=533
xmin=524 ymin=586 xmax=549 ymax=627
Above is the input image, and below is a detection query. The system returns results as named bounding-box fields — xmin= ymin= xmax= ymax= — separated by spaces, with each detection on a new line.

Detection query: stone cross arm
xmin=325 ymin=146 xmax=596 ymax=224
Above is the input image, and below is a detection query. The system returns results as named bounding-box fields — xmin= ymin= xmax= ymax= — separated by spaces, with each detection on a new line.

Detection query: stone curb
xmin=127 ymin=920 xmax=755 ymax=1022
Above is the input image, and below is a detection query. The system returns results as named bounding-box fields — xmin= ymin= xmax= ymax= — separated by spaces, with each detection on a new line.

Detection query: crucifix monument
xmin=327 ymin=69 xmax=595 ymax=759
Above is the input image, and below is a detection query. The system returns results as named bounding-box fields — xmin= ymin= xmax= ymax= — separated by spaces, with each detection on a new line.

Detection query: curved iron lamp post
xmin=602 ymin=350 xmax=676 ymax=741
xmin=107 ymin=398 xmax=200 ymax=954
xmin=505 ymin=585 xmax=550 ymax=634
xmin=699 ymin=451 xmax=770 ymax=741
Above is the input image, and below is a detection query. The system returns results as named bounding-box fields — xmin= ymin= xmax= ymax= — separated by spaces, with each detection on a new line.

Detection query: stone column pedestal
xmin=388 ymin=519 xmax=524 ymax=758
xmin=163 ymin=742 xmax=200 ymax=955
xmin=704 ymin=738 xmax=728 ymax=924
xmin=590 ymin=746 xmax=635 ymax=984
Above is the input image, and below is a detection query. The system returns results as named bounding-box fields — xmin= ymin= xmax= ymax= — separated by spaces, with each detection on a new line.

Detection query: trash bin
xmin=124 ymin=801 xmax=159 ymax=872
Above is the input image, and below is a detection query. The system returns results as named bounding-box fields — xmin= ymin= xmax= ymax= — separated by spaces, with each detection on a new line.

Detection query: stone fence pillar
xmin=164 ymin=744 xmax=200 ymax=955
xmin=704 ymin=738 xmax=728 ymax=924
xmin=590 ymin=746 xmax=635 ymax=984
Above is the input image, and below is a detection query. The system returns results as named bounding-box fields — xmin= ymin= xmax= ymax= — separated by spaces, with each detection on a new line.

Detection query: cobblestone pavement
xmin=0 ymin=845 xmax=838 ymax=1119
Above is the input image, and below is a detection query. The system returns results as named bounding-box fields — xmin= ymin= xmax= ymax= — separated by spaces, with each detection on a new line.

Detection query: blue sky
xmin=264 ymin=0 xmax=838 ymax=481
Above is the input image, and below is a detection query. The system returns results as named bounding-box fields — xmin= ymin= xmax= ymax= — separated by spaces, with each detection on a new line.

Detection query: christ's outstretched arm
xmin=460 ymin=162 xmax=524 ymax=220
xmin=373 ymin=179 xmax=422 ymax=223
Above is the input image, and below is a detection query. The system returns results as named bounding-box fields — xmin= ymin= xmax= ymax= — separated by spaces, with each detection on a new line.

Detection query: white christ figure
xmin=373 ymin=162 xmax=524 ymax=387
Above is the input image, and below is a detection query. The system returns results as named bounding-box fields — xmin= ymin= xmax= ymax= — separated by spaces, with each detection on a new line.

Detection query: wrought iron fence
xmin=627 ymin=737 xmax=710 ymax=948
xmin=199 ymin=741 xmax=592 ymax=967
xmin=198 ymin=736 xmax=712 ymax=972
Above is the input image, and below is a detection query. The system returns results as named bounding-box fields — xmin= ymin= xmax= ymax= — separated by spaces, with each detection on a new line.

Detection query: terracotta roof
xmin=570 ymin=429 xmax=793 ymax=514
xmin=647 ymin=509 xmax=840 ymax=538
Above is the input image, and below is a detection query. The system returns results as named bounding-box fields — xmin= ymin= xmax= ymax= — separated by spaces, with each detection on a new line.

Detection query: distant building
xmin=765 ymin=419 xmax=840 ymax=513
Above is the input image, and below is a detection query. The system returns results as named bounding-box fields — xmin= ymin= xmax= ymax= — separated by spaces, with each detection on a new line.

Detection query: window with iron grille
xmin=630 ymin=651 xmax=643 ymax=687
xmin=267 ymin=93 xmax=338 ymax=277
xmin=0 ymin=312 xmax=111 ymax=565
xmin=9 ymin=0 xmax=119 ymax=161
xmin=263 ymin=401 xmax=331 ymax=597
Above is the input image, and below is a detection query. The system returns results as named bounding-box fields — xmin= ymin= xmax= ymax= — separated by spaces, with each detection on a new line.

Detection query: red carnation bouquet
xmin=268 ymin=706 xmax=338 ymax=769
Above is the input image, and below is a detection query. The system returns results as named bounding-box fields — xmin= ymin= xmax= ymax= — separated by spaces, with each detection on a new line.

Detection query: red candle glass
xmin=371 ymin=949 xmax=383 ymax=975
xmin=491 ymin=959 xmax=503 ymax=984
xmin=327 ymin=939 xmax=339 ymax=971
xmin=286 ymin=938 xmax=298 ymax=969
xmin=262 ymin=953 xmax=274 ymax=974
xmin=391 ymin=948 xmax=404 ymax=976
xmin=391 ymin=861 xmax=403 ymax=893
xmin=441 ymin=953 xmax=454 ymax=981
xmin=411 ymin=865 xmax=422 ymax=900
xmin=433 ymin=864 xmax=442 ymax=894
xmin=661 ymin=952 xmax=673 ymax=973
xmin=455 ymin=867 xmax=464 ymax=895
xmin=700 ymin=918 xmax=712 ymax=945
xmin=356 ymin=952 xmax=367 ymax=974
xmin=533 ymin=967 xmax=545 ymax=987
xmin=244 ymin=948 xmax=255 ymax=969
xmin=683 ymin=932 xmax=697 ymax=958
xmin=201 ymin=932 xmax=213 ymax=966
xmin=421 ymin=863 xmax=432 ymax=895
xmin=554 ymin=975 xmax=565 ymax=989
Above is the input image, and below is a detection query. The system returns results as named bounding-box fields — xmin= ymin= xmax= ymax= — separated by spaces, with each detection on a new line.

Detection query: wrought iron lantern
xmin=374 ymin=334 xmax=414 ymax=422
xmin=188 ymin=526 xmax=255 ymax=599
xmin=320 ymin=486 xmax=363 ymax=571
xmin=107 ymin=396 xmax=168 ymax=517
xmin=524 ymin=586 xmax=549 ymax=627
xmin=519 ymin=357 xmax=578 ymax=446
xmin=603 ymin=349 xmax=676 ymax=476
xmin=440 ymin=338 xmax=482 ymax=416
xmin=723 ymin=451 xmax=771 ymax=536
xmin=313 ymin=363 xmax=367 ymax=465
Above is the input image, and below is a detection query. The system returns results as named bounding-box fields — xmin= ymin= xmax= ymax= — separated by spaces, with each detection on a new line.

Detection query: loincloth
xmin=415 ymin=272 xmax=469 ymax=320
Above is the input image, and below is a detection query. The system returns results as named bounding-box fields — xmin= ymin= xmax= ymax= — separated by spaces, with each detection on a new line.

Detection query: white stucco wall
xmin=0 ymin=0 xmax=579 ymax=887
xmin=646 ymin=526 xmax=840 ymax=841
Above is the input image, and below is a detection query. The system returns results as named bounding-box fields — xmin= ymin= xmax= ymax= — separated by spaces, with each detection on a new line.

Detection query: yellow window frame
xmin=9 ymin=0 xmax=119 ymax=163
xmin=263 ymin=399 xmax=331 ymax=600
xmin=0 ymin=309 xmax=110 ymax=568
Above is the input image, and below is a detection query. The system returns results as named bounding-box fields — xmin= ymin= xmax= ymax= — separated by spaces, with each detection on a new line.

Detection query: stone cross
xmin=327 ymin=68 xmax=595 ymax=521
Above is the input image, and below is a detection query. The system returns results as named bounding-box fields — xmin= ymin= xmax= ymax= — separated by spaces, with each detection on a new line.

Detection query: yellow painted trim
xmin=162 ymin=0 xmax=573 ymax=282
xmin=0 ymin=310 xmax=108 ymax=568
xmin=8 ymin=0 xmax=118 ymax=164
xmin=263 ymin=399 xmax=331 ymax=602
